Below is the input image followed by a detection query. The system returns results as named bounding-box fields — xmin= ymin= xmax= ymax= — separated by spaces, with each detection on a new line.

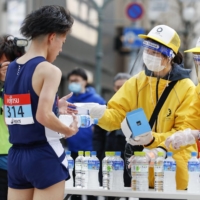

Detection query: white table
xmin=64 ymin=187 xmax=199 ymax=200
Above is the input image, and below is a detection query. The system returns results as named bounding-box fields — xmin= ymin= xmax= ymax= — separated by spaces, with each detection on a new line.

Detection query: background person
xmin=66 ymin=68 xmax=106 ymax=200
xmin=105 ymin=73 xmax=131 ymax=187
xmin=93 ymin=72 xmax=131 ymax=189
xmin=0 ymin=35 xmax=26 ymax=200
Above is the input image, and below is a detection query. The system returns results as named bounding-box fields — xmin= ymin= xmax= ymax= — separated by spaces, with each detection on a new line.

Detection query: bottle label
xmin=135 ymin=164 xmax=148 ymax=172
xmin=113 ymin=161 xmax=124 ymax=170
xmin=88 ymin=160 xmax=100 ymax=170
xmin=80 ymin=115 xmax=90 ymax=128
xmin=188 ymin=161 xmax=199 ymax=172
xmin=131 ymin=165 xmax=137 ymax=172
xmin=103 ymin=164 xmax=107 ymax=171
xmin=68 ymin=160 xmax=74 ymax=169
xmin=163 ymin=161 xmax=176 ymax=171
xmin=82 ymin=162 xmax=88 ymax=171
xmin=107 ymin=164 xmax=112 ymax=172
xmin=154 ymin=161 xmax=164 ymax=173
xmin=75 ymin=162 xmax=81 ymax=171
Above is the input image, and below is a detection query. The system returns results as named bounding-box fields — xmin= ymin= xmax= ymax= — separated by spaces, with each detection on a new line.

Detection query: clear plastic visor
xmin=193 ymin=54 xmax=200 ymax=82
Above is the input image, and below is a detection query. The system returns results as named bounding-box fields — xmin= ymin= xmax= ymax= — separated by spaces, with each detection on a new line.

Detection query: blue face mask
xmin=68 ymin=83 xmax=82 ymax=93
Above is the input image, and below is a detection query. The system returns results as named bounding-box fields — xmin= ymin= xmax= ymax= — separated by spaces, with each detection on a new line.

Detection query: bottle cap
xmin=78 ymin=151 xmax=84 ymax=156
xmin=134 ymin=151 xmax=141 ymax=156
xmin=110 ymin=152 xmax=115 ymax=156
xmin=115 ymin=151 xmax=121 ymax=156
xmin=105 ymin=152 xmax=109 ymax=157
xmin=167 ymin=152 xmax=173 ymax=157
xmin=65 ymin=151 xmax=71 ymax=155
xmin=93 ymin=118 xmax=98 ymax=125
xmin=140 ymin=152 xmax=146 ymax=156
xmin=91 ymin=151 xmax=97 ymax=156
xmin=158 ymin=152 xmax=164 ymax=157
xmin=85 ymin=151 xmax=90 ymax=156
xmin=191 ymin=152 xmax=197 ymax=157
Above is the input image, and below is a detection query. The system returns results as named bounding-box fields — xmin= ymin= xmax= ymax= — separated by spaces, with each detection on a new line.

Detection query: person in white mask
xmin=80 ymin=25 xmax=197 ymax=196
xmin=165 ymin=37 xmax=200 ymax=151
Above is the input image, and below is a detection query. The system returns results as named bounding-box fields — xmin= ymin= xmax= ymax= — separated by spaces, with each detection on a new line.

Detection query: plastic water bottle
xmin=163 ymin=152 xmax=176 ymax=192
xmin=112 ymin=152 xmax=124 ymax=190
xmin=87 ymin=151 xmax=100 ymax=189
xmin=135 ymin=152 xmax=149 ymax=191
xmin=102 ymin=152 xmax=110 ymax=190
xmin=65 ymin=151 xmax=74 ymax=188
xmin=108 ymin=152 xmax=115 ymax=190
xmin=188 ymin=152 xmax=200 ymax=193
xmin=154 ymin=152 xmax=164 ymax=192
xmin=131 ymin=152 xmax=140 ymax=191
xmin=75 ymin=151 xmax=84 ymax=188
xmin=59 ymin=115 xmax=98 ymax=128
xmin=81 ymin=151 xmax=90 ymax=188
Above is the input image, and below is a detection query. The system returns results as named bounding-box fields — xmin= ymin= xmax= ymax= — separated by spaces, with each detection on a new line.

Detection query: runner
xmin=4 ymin=5 xmax=78 ymax=200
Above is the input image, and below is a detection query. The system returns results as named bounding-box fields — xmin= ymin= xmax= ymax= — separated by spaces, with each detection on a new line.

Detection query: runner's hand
xmin=58 ymin=92 xmax=78 ymax=114
xmin=67 ymin=113 xmax=78 ymax=137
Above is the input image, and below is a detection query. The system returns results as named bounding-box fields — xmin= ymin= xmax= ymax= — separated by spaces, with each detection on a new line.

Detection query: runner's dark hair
xmin=20 ymin=5 xmax=74 ymax=40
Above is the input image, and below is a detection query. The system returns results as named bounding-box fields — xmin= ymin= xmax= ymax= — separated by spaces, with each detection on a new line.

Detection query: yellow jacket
xmin=181 ymin=83 xmax=200 ymax=130
xmin=98 ymin=70 xmax=197 ymax=190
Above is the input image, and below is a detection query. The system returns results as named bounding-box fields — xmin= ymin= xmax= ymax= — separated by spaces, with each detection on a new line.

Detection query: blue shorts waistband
xmin=12 ymin=141 xmax=48 ymax=148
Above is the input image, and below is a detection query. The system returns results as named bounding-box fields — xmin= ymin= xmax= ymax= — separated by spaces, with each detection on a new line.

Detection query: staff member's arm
xmin=164 ymin=84 xmax=200 ymax=151
xmin=93 ymin=77 xmax=138 ymax=131
xmin=34 ymin=62 xmax=78 ymax=137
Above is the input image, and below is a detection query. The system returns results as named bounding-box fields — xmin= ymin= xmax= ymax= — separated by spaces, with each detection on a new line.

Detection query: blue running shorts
xmin=8 ymin=141 xmax=70 ymax=189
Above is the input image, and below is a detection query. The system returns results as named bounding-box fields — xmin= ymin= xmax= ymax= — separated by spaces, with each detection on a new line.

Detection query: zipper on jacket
xmin=155 ymin=78 xmax=160 ymax=132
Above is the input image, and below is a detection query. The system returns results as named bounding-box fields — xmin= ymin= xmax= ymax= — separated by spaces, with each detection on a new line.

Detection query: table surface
xmin=64 ymin=187 xmax=200 ymax=200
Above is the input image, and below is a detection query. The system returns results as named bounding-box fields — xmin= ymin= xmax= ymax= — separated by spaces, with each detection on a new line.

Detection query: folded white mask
xmin=143 ymin=52 xmax=165 ymax=72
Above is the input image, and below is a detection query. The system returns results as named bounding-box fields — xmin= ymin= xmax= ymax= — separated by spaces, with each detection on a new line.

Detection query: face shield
xmin=193 ymin=54 xmax=200 ymax=82
xmin=129 ymin=40 xmax=175 ymax=76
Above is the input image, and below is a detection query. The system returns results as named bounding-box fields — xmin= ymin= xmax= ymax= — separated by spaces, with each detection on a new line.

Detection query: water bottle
xmin=108 ymin=152 xmax=115 ymax=190
xmin=188 ymin=152 xmax=200 ymax=193
xmin=102 ymin=152 xmax=110 ymax=190
xmin=154 ymin=152 xmax=164 ymax=192
xmin=59 ymin=115 xmax=98 ymax=128
xmin=131 ymin=152 xmax=140 ymax=191
xmin=88 ymin=151 xmax=100 ymax=189
xmin=112 ymin=152 xmax=124 ymax=190
xmin=65 ymin=151 xmax=74 ymax=188
xmin=81 ymin=151 xmax=90 ymax=188
xmin=135 ymin=152 xmax=149 ymax=191
xmin=75 ymin=151 xmax=84 ymax=188
xmin=163 ymin=152 xmax=176 ymax=192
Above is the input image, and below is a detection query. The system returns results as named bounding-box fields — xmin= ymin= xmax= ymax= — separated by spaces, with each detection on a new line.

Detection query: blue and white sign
xmin=123 ymin=27 xmax=145 ymax=49
xmin=126 ymin=3 xmax=144 ymax=21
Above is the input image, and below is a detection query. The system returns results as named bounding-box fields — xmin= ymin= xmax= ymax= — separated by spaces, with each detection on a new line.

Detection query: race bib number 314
xmin=4 ymin=94 xmax=34 ymax=125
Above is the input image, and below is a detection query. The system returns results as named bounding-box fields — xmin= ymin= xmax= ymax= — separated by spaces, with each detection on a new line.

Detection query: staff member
xmin=166 ymin=37 xmax=200 ymax=150
xmin=86 ymin=25 xmax=197 ymax=199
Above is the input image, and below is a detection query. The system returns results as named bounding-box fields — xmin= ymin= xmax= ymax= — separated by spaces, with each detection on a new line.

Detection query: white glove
xmin=126 ymin=132 xmax=153 ymax=146
xmin=128 ymin=148 xmax=165 ymax=168
xmin=89 ymin=105 xmax=107 ymax=119
xmin=165 ymin=128 xmax=196 ymax=150
xmin=74 ymin=103 xmax=106 ymax=119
